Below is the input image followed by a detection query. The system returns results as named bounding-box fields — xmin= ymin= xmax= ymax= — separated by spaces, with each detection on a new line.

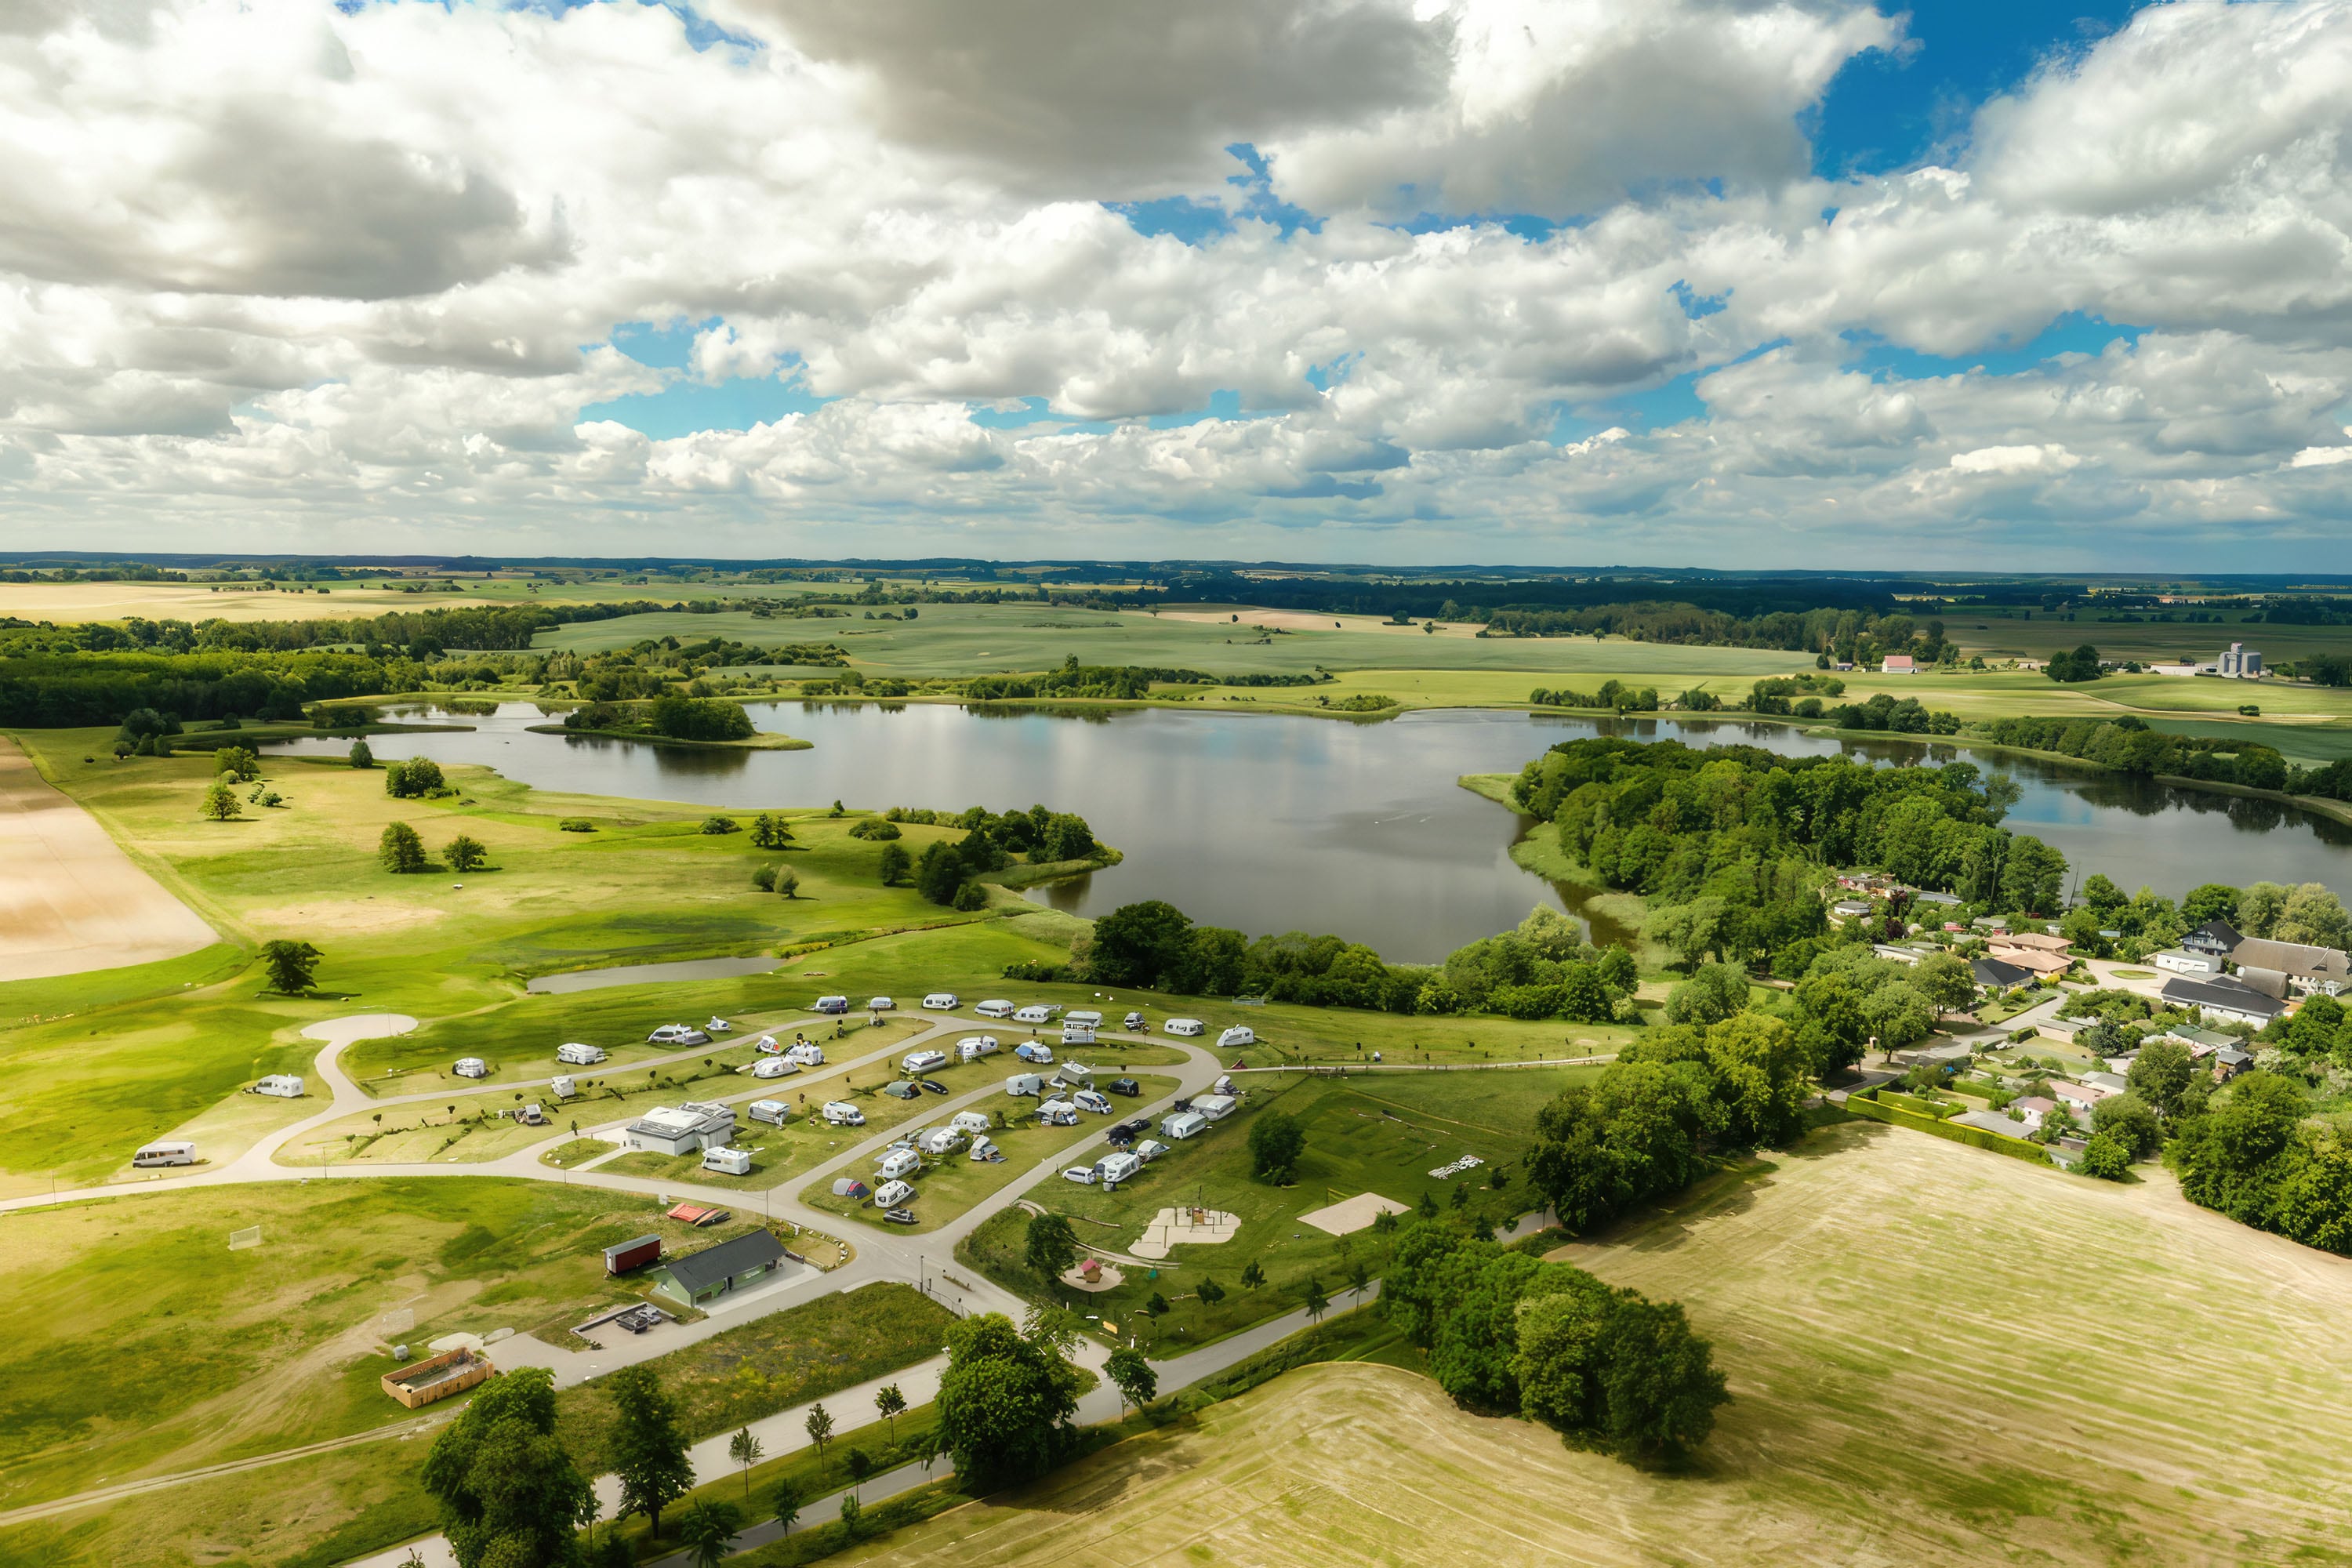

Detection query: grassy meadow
xmin=866 ymin=1122 xmax=2352 ymax=1568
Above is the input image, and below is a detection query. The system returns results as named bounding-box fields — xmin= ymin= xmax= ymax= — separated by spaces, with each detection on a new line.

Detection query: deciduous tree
xmin=261 ymin=940 xmax=321 ymax=996
xmin=420 ymin=1366 xmax=593 ymax=1568
xmin=606 ymin=1364 xmax=694 ymax=1540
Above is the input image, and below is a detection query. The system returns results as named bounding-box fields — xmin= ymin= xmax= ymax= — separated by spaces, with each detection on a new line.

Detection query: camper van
xmin=1014 ymin=1040 xmax=1054 ymax=1064
xmin=923 ymin=992 xmax=961 ymax=1011
xmin=957 ymin=1035 xmax=1000 ymax=1062
xmin=873 ymin=1178 xmax=916 ymax=1207
xmin=1065 ymin=1010 xmax=1104 ymax=1029
xmin=916 ymin=1126 xmax=964 ymax=1156
xmin=1164 ymin=1018 xmax=1205 ymax=1037
xmin=820 ymin=1101 xmax=866 ymax=1127
xmin=556 ymin=1042 xmax=606 ymax=1065
xmin=813 ymin=995 xmax=851 ymax=1014
xmin=1097 ymin=1150 xmax=1142 ymax=1184
xmin=702 ymin=1145 xmax=753 ymax=1176
xmin=751 ymin=1056 xmax=796 ymax=1079
xmin=1191 ymin=1094 xmax=1239 ymax=1122
xmin=785 ymin=1041 xmax=826 ymax=1066
xmin=975 ymin=999 xmax=1015 ymax=1019
xmin=1037 ymin=1099 xmax=1080 ymax=1127
xmin=1012 ymin=1004 xmax=1055 ymax=1026
xmin=1217 ymin=1025 xmax=1256 ymax=1050
xmin=1161 ymin=1110 xmax=1209 ymax=1140
xmin=950 ymin=1109 xmax=993 ymax=1134
xmin=748 ymin=1099 xmax=791 ymax=1126
xmin=132 ymin=1140 xmax=197 ymax=1168
xmin=901 ymin=1048 xmax=949 ymax=1075
xmin=1123 ymin=1011 xmax=1147 ymax=1031
xmin=876 ymin=1148 xmax=922 ymax=1181
xmin=453 ymin=1058 xmax=488 ymax=1079
xmin=550 ymin=1075 xmax=576 ymax=1099
xmin=1004 ymin=1073 xmax=1044 ymax=1097
xmin=1074 ymin=1089 xmax=1113 ymax=1116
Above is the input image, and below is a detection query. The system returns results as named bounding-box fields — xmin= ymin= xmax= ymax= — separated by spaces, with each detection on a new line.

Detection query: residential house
xmin=1970 ymin=955 xmax=2036 ymax=991
xmin=2157 ymin=1023 xmax=2238 ymax=1054
xmin=2011 ymin=1095 xmax=2056 ymax=1131
xmin=1910 ymin=889 xmax=1963 ymax=908
xmin=622 ymin=1102 xmax=735 ymax=1157
xmin=2180 ymin=920 xmax=2244 ymax=957
xmin=1831 ymin=899 xmax=1876 ymax=919
xmin=1882 ymin=655 xmax=1917 ymax=674
xmin=656 ymin=1229 xmax=786 ymax=1308
xmin=1984 ymin=945 xmax=2074 ymax=980
xmin=2227 ymin=935 xmax=2350 ymax=997
xmin=2082 ymin=1070 xmax=2132 ymax=1096
xmin=2213 ymin=1045 xmax=2254 ymax=1079
xmin=2049 ymin=1080 xmax=2111 ymax=1115
xmin=1951 ymin=1109 xmax=2033 ymax=1140
xmin=2158 ymin=974 xmax=2285 ymax=1028
xmin=1991 ymin=931 xmax=2071 ymax=954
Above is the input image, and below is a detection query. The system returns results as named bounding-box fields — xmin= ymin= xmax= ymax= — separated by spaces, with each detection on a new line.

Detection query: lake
xmin=263 ymin=702 xmax=2352 ymax=962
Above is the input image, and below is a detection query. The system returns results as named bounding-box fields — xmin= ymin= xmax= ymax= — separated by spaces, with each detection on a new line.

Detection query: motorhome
xmin=454 ymin=1058 xmax=488 ymax=1079
xmin=1161 ymin=1111 xmax=1209 ymax=1140
xmin=1192 ymin=1093 xmax=1239 ymax=1122
xmin=1065 ymin=1010 xmax=1104 ymax=1029
xmin=550 ymin=1075 xmax=576 ymax=1098
xmin=820 ymin=1101 xmax=866 ymax=1127
xmin=916 ymin=1126 xmax=964 ymax=1156
xmin=702 ymin=1145 xmax=753 ymax=1176
xmin=1004 ymin=1072 xmax=1044 ymax=1097
xmin=751 ymin=1056 xmax=796 ymax=1079
xmin=975 ymin=999 xmax=1015 ymax=1019
xmin=957 ymin=1035 xmax=1000 ymax=1062
xmin=1164 ymin=1017 xmax=1205 ymax=1037
xmin=876 ymin=1147 xmax=922 ymax=1181
xmin=1123 ymin=1011 xmax=1147 ymax=1031
xmin=1014 ymin=1040 xmax=1054 ymax=1064
xmin=813 ymin=995 xmax=851 ymax=1014
xmin=785 ymin=1041 xmax=826 ymax=1066
xmin=517 ymin=1103 xmax=546 ymax=1126
xmin=901 ymin=1049 xmax=949 ymax=1075
xmin=1217 ymin=1025 xmax=1256 ymax=1049
xmin=1013 ymin=1004 xmax=1055 ymax=1026
xmin=1073 ymin=1089 xmax=1112 ymax=1116
xmin=132 ymin=1140 xmax=197 ymax=1167
xmin=748 ymin=1099 xmax=791 ymax=1126
xmin=556 ymin=1042 xmax=606 ymax=1065
xmin=1037 ymin=1098 xmax=1080 ymax=1127
xmin=923 ymin=992 xmax=960 ymax=1011
xmin=1097 ymin=1150 xmax=1142 ymax=1184
xmin=873 ymin=1178 xmax=916 ymax=1207
xmin=950 ymin=1109 xmax=993 ymax=1133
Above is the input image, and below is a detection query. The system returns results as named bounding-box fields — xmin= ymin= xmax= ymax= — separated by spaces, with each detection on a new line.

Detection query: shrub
xmin=848 ymin=818 xmax=902 ymax=840
xmin=701 ymin=815 xmax=740 ymax=835
xmin=385 ymin=757 xmax=445 ymax=798
xmin=753 ymin=866 xmax=779 ymax=891
xmin=2078 ymin=1131 xmax=2132 ymax=1181
xmin=558 ymin=818 xmax=596 ymax=833
xmin=348 ymin=739 xmax=374 ymax=768
xmin=445 ymin=834 xmax=488 ymax=873
xmin=952 ymin=882 xmax=987 ymax=911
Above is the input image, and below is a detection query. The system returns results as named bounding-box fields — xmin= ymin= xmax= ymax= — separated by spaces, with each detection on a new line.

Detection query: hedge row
xmin=1848 ymin=1095 xmax=2050 ymax=1165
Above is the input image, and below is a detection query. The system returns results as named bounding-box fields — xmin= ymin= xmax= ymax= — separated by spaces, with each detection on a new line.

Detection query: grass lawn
xmin=0 ymin=1179 xmax=765 ymax=1512
xmin=864 ymin=1123 xmax=2352 ymax=1568
xmin=798 ymin=1073 xmax=1184 ymax=1235
xmin=958 ymin=1067 xmax=1593 ymax=1348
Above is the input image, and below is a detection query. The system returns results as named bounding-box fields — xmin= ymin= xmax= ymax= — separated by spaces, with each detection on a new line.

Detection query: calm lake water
xmin=264 ymin=703 xmax=2352 ymax=962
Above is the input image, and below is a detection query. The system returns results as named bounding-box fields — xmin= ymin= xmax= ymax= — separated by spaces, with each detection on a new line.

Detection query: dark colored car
xmin=883 ymin=1207 xmax=918 ymax=1225
xmin=1108 ymin=1077 xmax=1142 ymax=1096
xmin=918 ymin=1077 xmax=949 ymax=1095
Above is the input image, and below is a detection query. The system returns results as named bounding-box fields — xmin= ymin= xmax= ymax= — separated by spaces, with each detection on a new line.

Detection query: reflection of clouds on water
xmin=260 ymin=702 xmax=2352 ymax=956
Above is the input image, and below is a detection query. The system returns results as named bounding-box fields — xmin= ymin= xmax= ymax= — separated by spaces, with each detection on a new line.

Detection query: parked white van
xmin=702 ymin=1145 xmax=753 ymax=1175
xmin=785 ymin=1041 xmax=826 ymax=1066
xmin=1074 ymin=1089 xmax=1113 ymax=1116
xmin=950 ymin=1109 xmax=993 ymax=1133
xmin=132 ymin=1140 xmax=196 ymax=1167
xmin=752 ymin=1056 xmax=797 ymax=1079
xmin=748 ymin=1099 xmax=791 ymax=1125
xmin=957 ymin=1035 xmax=1000 ymax=1062
xmin=1013 ymin=1004 xmax=1055 ymax=1025
xmin=1097 ymin=1150 xmax=1142 ymax=1184
xmin=1192 ymin=1094 xmax=1239 ymax=1122
xmin=454 ymin=1058 xmax=488 ymax=1079
xmin=253 ymin=1074 xmax=305 ymax=1098
xmin=1161 ymin=1110 xmax=1209 ymax=1140
xmin=1164 ymin=1018 xmax=1205 ymax=1037
xmin=975 ymin=999 xmax=1015 ymax=1019
xmin=556 ymin=1042 xmax=606 ymax=1065
xmin=550 ymin=1075 xmax=576 ymax=1098
xmin=923 ymin=992 xmax=961 ymax=1011
xmin=1004 ymin=1072 xmax=1044 ymax=1097
xmin=901 ymin=1049 xmax=949 ymax=1075
xmin=821 ymin=1101 xmax=866 ymax=1127
xmin=1217 ymin=1025 xmax=1256 ymax=1049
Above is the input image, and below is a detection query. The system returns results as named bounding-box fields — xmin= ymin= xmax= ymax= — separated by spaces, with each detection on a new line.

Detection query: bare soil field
xmin=0 ymin=739 xmax=216 ymax=982
xmin=862 ymin=1123 xmax=2352 ymax=1566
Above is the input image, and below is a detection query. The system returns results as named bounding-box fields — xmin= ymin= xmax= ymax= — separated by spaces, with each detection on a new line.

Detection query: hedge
xmin=1872 ymin=1088 xmax=1956 ymax=1120
xmin=1847 ymin=1094 xmax=2050 ymax=1164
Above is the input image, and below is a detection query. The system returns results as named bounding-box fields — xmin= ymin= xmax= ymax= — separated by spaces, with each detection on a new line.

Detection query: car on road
xmin=918 ymin=1077 xmax=949 ymax=1095
xmin=1062 ymin=1165 xmax=1098 ymax=1185
xmin=901 ymin=1048 xmax=949 ymax=1074
xmin=820 ymin=1101 xmax=866 ymax=1127
xmin=1107 ymin=1076 xmax=1142 ymax=1096
xmin=883 ymin=1207 xmax=918 ymax=1225
xmin=923 ymin=992 xmax=960 ymax=1011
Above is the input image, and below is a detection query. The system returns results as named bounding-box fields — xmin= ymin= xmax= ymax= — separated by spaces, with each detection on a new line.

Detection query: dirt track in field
xmin=0 ymin=739 xmax=216 ymax=981
xmin=844 ymin=1124 xmax=2352 ymax=1567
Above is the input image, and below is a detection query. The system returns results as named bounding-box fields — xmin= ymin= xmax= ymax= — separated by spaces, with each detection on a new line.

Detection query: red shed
xmin=604 ymin=1233 xmax=662 ymax=1275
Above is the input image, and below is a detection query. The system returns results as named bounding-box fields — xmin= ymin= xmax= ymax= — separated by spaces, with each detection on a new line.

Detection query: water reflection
xmin=262 ymin=702 xmax=2352 ymax=960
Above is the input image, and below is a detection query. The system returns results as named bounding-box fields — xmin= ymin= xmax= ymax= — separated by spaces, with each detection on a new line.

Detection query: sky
xmin=2 ymin=0 xmax=2350 ymax=568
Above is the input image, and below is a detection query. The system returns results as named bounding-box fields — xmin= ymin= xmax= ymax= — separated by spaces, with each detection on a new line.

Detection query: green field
xmin=958 ymin=1067 xmax=1595 ymax=1348
xmin=863 ymin=1123 xmax=2352 ymax=1567
xmin=1950 ymin=606 xmax=2352 ymax=665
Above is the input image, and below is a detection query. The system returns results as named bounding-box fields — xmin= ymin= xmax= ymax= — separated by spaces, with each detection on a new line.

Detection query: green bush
xmin=559 ymin=818 xmax=597 ymax=832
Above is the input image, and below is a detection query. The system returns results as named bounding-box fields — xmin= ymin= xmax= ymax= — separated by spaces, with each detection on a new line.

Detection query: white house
xmin=624 ymin=1102 xmax=735 ymax=1156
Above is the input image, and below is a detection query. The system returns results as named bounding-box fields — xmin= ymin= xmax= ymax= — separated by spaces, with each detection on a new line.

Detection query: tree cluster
xmin=934 ymin=1312 xmax=1085 ymax=1492
xmin=1384 ymin=1221 xmax=1728 ymax=1462
xmin=2172 ymin=1073 xmax=2352 ymax=1255
xmin=1967 ymin=713 xmax=2288 ymax=792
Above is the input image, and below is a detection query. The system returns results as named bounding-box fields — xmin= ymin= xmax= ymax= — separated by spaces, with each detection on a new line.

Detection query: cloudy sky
xmin=2 ymin=0 xmax=2350 ymax=566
